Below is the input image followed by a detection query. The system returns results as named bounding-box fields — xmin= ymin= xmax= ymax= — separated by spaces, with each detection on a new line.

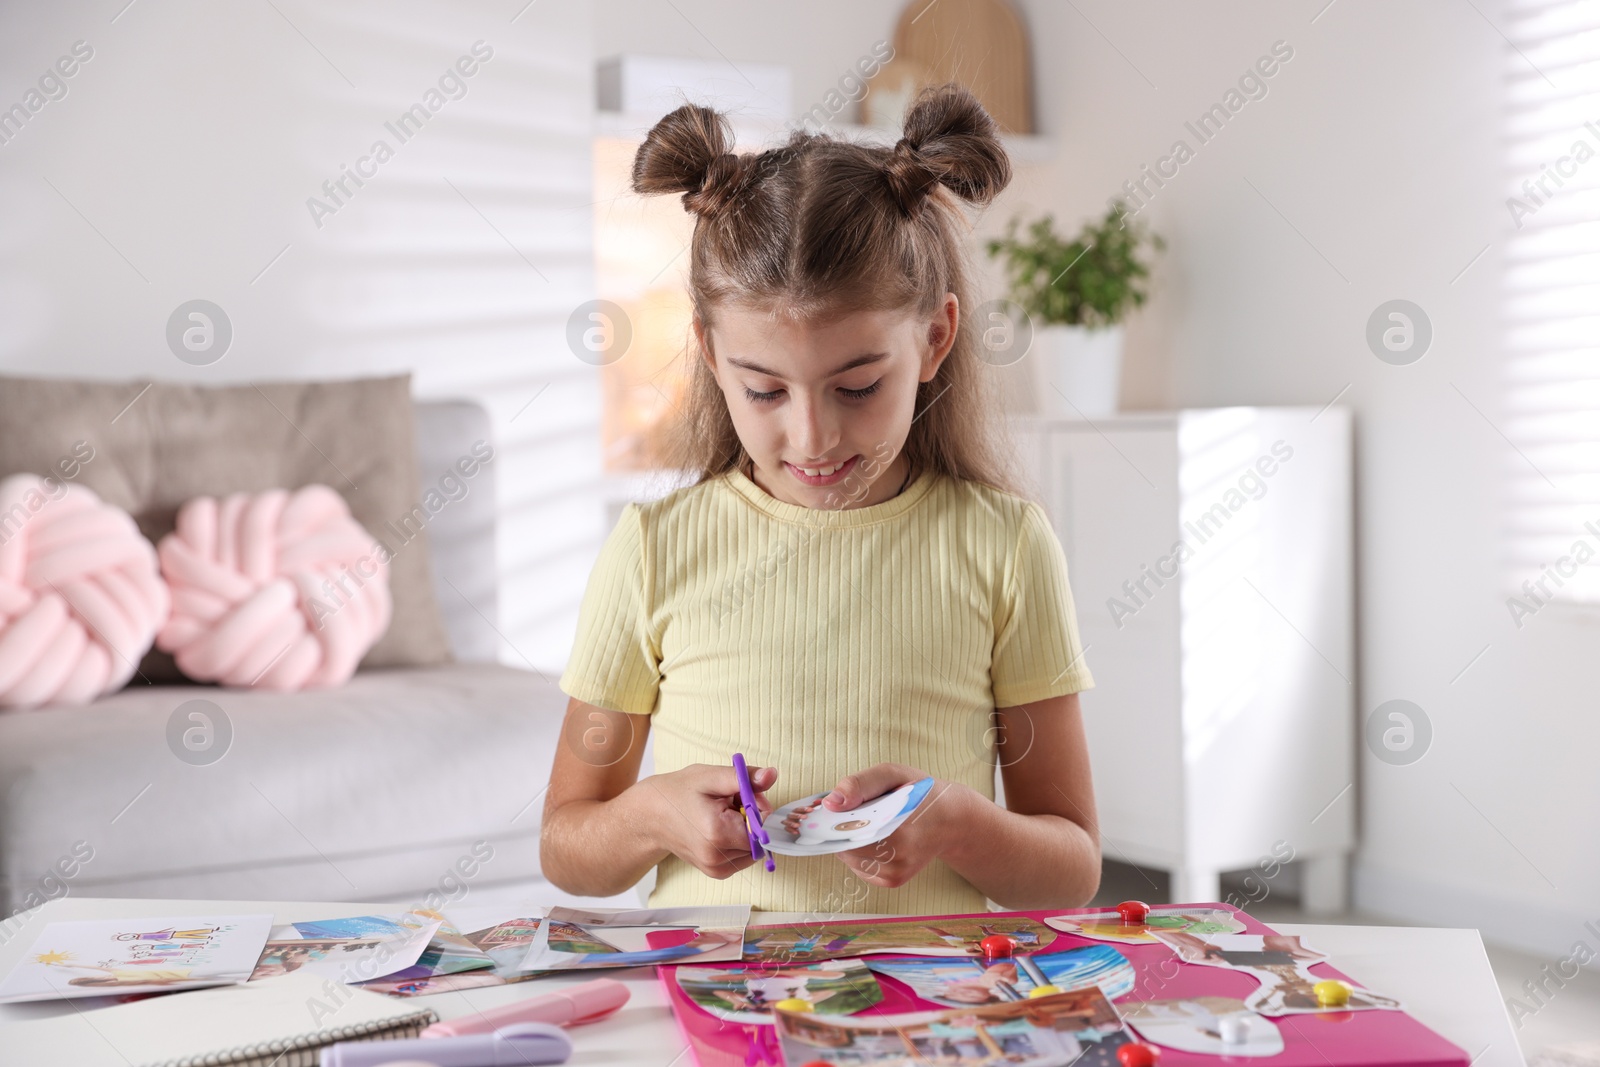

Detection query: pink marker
xmin=420 ymin=978 xmax=630 ymax=1039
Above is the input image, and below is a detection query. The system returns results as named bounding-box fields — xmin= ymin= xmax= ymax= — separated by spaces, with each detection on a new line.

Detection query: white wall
xmin=594 ymin=0 xmax=1597 ymax=959
xmin=0 ymin=0 xmax=599 ymax=674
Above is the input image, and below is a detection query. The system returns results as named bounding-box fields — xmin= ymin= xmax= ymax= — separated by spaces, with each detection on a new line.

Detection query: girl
xmin=542 ymin=83 xmax=1099 ymax=915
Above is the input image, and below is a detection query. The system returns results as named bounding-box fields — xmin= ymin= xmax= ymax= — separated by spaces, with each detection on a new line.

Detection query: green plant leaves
xmin=984 ymin=206 xmax=1165 ymax=328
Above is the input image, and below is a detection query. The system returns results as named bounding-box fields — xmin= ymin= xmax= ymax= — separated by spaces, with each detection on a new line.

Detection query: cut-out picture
xmin=447 ymin=908 xmax=546 ymax=962
xmin=762 ymin=778 xmax=934 ymax=857
xmin=1151 ymin=931 xmax=1404 ymax=1017
xmin=250 ymin=936 xmax=384 ymax=980
xmin=371 ymin=909 xmax=495 ymax=982
xmin=544 ymin=920 xmax=627 ymax=955
xmin=461 ymin=916 xmax=544 ymax=972
xmin=1121 ymin=997 xmax=1284 ymax=1056
xmin=359 ymin=908 xmax=554 ymax=996
xmin=249 ymin=914 xmax=440 ymax=983
xmin=1043 ymin=907 xmax=1244 ymax=945
xmin=773 ymin=986 xmax=1131 ymax=1067
xmin=866 ymin=944 xmax=1134 ymax=1007
xmin=675 ymin=959 xmax=884 ymax=1024
xmin=745 ymin=918 xmax=1054 ymax=964
xmin=521 ymin=905 xmax=750 ymax=970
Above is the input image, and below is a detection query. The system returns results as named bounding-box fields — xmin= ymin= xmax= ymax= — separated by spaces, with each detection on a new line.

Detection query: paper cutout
xmin=762 ymin=778 xmax=934 ymax=857
xmin=1151 ymin=932 xmax=1404 ymax=1017
xmin=745 ymin=917 xmax=1054 ymax=964
xmin=773 ymin=985 xmax=1132 ymax=1067
xmin=361 ymin=908 xmax=550 ymax=996
xmin=521 ymin=905 xmax=749 ymax=971
xmin=458 ymin=913 xmax=545 ymax=971
xmin=374 ymin=909 xmax=496 ymax=981
xmin=0 ymin=914 xmax=274 ymax=1002
xmin=1122 ymin=997 xmax=1284 ymax=1056
xmin=675 ymin=959 xmax=883 ymax=1025
xmin=1042 ymin=906 xmax=1245 ymax=945
xmin=249 ymin=913 xmax=440 ymax=983
xmin=866 ymin=944 xmax=1134 ymax=1008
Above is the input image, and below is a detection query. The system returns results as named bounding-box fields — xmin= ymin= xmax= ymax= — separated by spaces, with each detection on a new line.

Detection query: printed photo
xmin=251 ymin=936 xmax=384 ymax=981
xmin=762 ymin=778 xmax=935 ymax=858
xmin=521 ymin=905 xmax=750 ymax=970
xmin=360 ymin=909 xmax=553 ymax=995
xmin=461 ymin=915 xmax=545 ymax=972
xmin=865 ymin=944 xmax=1134 ymax=1007
xmin=774 ymin=986 xmax=1131 ymax=1067
xmin=1042 ymin=907 xmax=1244 ymax=946
xmin=676 ymin=959 xmax=884 ymax=1024
xmin=1150 ymin=931 xmax=1403 ymax=1017
xmin=364 ymin=909 xmax=494 ymax=982
xmin=745 ymin=917 xmax=1055 ymax=964
xmin=248 ymin=913 xmax=439 ymax=983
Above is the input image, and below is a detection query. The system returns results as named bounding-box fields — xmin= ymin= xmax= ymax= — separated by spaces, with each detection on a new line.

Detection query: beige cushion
xmin=0 ymin=373 xmax=453 ymax=679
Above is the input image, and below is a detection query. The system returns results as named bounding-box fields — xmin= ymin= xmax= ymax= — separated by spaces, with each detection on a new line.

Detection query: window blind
xmin=1504 ymin=0 xmax=1600 ymax=613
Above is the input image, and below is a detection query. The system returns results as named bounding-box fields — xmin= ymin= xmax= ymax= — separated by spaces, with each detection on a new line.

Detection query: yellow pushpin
xmin=1027 ymin=984 xmax=1062 ymax=998
xmin=1314 ymin=979 xmax=1352 ymax=1008
xmin=773 ymin=998 xmax=814 ymax=1012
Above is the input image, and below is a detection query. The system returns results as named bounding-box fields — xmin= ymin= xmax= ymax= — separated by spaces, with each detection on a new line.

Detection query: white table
xmin=0 ymin=897 xmax=1525 ymax=1066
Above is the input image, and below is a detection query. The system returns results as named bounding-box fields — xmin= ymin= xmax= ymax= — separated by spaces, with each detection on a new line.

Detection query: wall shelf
xmin=594 ymin=110 xmax=1055 ymax=165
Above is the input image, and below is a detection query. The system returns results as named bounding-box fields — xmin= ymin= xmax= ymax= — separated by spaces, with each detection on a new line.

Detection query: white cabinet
xmin=1009 ymin=408 xmax=1355 ymax=912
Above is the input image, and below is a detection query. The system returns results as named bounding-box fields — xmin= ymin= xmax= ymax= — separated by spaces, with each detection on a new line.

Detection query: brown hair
xmin=631 ymin=82 xmax=1024 ymax=496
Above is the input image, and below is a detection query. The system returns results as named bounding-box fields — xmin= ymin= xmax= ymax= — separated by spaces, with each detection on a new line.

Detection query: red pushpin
xmin=979 ymin=934 xmax=1016 ymax=959
xmin=1117 ymin=1041 xmax=1160 ymax=1067
xmin=1116 ymin=900 xmax=1151 ymax=925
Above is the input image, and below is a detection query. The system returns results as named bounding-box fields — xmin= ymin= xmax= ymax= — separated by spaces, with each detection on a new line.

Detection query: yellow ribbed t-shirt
xmin=557 ymin=465 xmax=1093 ymax=915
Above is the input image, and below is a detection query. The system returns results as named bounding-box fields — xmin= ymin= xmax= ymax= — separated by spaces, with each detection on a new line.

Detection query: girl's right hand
xmin=633 ymin=763 xmax=778 ymax=879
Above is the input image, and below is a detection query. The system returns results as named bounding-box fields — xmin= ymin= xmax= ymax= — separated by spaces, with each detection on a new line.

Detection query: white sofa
xmin=0 ymin=400 xmax=614 ymax=915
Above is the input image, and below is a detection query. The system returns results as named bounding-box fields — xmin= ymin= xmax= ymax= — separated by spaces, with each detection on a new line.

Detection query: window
xmin=1504 ymin=0 xmax=1600 ymax=609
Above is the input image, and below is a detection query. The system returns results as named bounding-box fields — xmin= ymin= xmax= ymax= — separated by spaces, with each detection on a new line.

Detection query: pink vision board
xmin=658 ymin=902 xmax=1470 ymax=1067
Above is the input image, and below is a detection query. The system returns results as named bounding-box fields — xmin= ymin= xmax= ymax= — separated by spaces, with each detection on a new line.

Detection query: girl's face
xmin=697 ymin=296 xmax=957 ymax=510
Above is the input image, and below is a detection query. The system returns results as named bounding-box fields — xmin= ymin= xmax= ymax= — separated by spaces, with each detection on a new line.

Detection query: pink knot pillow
xmin=0 ymin=474 xmax=170 ymax=708
xmin=155 ymin=486 xmax=392 ymax=690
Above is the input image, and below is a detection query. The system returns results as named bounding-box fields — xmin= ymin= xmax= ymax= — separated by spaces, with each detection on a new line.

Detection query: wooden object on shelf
xmin=876 ymin=0 xmax=1034 ymax=134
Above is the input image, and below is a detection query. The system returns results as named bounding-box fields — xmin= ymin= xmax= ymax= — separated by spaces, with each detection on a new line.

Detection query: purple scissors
xmin=732 ymin=752 xmax=775 ymax=872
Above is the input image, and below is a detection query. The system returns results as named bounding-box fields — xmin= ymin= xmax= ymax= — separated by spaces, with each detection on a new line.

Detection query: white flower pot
xmin=1032 ymin=324 xmax=1125 ymax=418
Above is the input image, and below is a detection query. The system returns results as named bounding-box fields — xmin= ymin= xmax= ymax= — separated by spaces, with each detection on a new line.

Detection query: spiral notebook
xmin=5 ymin=970 xmax=437 ymax=1067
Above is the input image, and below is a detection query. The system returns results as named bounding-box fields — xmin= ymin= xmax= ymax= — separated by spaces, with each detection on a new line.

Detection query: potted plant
xmin=985 ymin=206 xmax=1164 ymax=417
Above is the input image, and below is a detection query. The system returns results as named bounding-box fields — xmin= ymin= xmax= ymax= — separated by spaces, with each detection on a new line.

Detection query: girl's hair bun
xmin=631 ymin=103 xmax=748 ymax=218
xmin=884 ymin=82 xmax=1012 ymax=216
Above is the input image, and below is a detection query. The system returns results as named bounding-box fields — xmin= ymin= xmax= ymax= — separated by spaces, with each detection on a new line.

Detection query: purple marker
xmin=320 ymin=1022 xmax=571 ymax=1067
xmin=732 ymin=752 xmax=775 ymax=872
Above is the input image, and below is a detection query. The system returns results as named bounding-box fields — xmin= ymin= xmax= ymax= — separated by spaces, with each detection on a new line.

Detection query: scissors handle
xmin=732 ymin=753 xmax=775 ymax=871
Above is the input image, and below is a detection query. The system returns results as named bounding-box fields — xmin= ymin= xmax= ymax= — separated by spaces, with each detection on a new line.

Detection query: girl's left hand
xmin=820 ymin=762 xmax=972 ymax=889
